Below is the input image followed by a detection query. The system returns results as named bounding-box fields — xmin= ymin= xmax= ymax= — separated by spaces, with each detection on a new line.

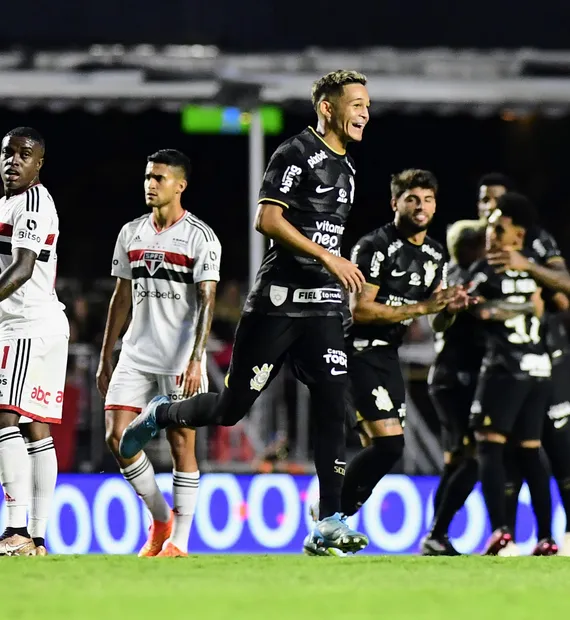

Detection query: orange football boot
xmin=138 ymin=512 xmax=174 ymax=557
xmin=156 ymin=542 xmax=188 ymax=557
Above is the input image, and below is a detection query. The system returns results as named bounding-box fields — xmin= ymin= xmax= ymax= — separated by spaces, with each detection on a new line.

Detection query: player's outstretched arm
xmin=256 ymin=203 xmax=364 ymax=292
xmin=351 ymin=283 xmax=459 ymax=325
xmin=181 ymin=281 xmax=217 ymax=398
xmin=488 ymin=249 xmax=570 ymax=295
xmin=96 ymin=277 xmax=132 ymax=397
xmin=0 ymin=247 xmax=36 ymax=301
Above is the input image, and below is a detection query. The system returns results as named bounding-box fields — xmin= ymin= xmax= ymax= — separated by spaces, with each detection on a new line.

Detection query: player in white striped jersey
xmin=0 ymin=127 xmax=69 ymax=556
xmin=97 ymin=149 xmax=221 ymax=557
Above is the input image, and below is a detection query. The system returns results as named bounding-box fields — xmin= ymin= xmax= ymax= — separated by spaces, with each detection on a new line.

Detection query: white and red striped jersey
xmin=0 ymin=184 xmax=68 ymax=338
xmin=112 ymin=210 xmax=221 ymax=374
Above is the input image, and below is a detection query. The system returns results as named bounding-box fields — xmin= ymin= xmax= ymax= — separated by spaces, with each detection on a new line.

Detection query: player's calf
xmin=341 ymin=421 xmax=405 ymax=516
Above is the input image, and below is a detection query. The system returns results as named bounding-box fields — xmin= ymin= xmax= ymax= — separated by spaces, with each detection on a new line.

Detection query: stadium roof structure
xmin=3 ymin=46 xmax=570 ymax=115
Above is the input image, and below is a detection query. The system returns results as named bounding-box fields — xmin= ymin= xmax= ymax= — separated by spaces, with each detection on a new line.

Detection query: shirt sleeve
xmin=533 ymin=229 xmax=562 ymax=264
xmin=193 ymin=234 xmax=222 ymax=283
xmin=350 ymin=236 xmax=386 ymax=287
xmin=111 ymin=225 xmax=132 ymax=279
xmin=258 ymin=141 xmax=305 ymax=209
xmin=11 ymin=201 xmax=53 ymax=257
xmin=466 ymin=261 xmax=491 ymax=298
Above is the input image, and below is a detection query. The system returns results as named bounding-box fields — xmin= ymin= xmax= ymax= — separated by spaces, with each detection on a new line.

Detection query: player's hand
xmin=96 ymin=357 xmax=114 ymax=398
xmin=320 ymin=253 xmax=366 ymax=293
xmin=487 ymin=248 xmax=530 ymax=273
xmin=180 ymin=360 xmax=202 ymax=398
xmin=422 ymin=286 xmax=461 ymax=314
xmin=445 ymin=288 xmax=482 ymax=314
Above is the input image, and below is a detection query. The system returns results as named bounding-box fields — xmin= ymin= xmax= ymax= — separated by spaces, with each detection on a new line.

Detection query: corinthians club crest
xmin=144 ymin=251 xmax=165 ymax=276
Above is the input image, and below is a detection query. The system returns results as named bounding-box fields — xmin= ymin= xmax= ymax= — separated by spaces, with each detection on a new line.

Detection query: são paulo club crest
xmin=143 ymin=251 xmax=165 ymax=275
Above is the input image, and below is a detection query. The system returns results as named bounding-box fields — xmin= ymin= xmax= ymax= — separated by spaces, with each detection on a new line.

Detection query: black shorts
xmin=428 ymin=370 xmax=478 ymax=454
xmin=470 ymin=371 xmax=550 ymax=441
xmin=228 ymin=312 xmax=348 ymax=392
xmin=348 ymin=347 xmax=406 ymax=427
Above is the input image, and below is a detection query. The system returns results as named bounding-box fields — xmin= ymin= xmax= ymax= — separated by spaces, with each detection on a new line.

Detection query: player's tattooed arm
xmin=181 ymin=281 xmax=217 ymax=398
xmin=351 ymin=283 xmax=457 ymax=324
xmin=0 ymin=247 xmax=36 ymax=302
xmin=471 ymin=299 xmax=536 ymax=322
xmin=190 ymin=281 xmax=217 ymax=362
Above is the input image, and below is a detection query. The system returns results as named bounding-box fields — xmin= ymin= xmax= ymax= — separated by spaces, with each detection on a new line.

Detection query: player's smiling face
xmin=333 ymin=83 xmax=370 ymax=143
xmin=144 ymin=162 xmax=186 ymax=208
xmin=0 ymin=136 xmax=43 ymax=194
xmin=393 ymin=187 xmax=436 ymax=233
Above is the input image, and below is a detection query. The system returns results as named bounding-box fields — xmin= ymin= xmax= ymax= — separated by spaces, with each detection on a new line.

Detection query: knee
xmin=25 ymin=422 xmax=51 ymax=442
xmin=105 ymin=425 xmax=123 ymax=456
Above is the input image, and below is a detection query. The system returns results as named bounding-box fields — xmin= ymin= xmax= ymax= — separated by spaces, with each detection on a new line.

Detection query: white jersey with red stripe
xmin=0 ymin=184 xmax=68 ymax=338
xmin=112 ymin=210 xmax=221 ymax=374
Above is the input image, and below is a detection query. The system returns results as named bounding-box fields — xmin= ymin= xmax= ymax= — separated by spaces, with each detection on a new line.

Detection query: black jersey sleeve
xmin=350 ymin=235 xmax=386 ymax=287
xmin=258 ymin=141 xmax=305 ymax=209
xmin=531 ymin=228 xmax=562 ymax=264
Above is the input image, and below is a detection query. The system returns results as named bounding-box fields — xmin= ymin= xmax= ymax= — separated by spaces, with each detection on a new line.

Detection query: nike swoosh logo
xmin=391 ymin=269 xmax=406 ymax=277
xmin=331 ymin=368 xmax=347 ymax=375
xmin=3 ymin=543 xmax=29 ymax=555
xmin=554 ymin=419 xmax=568 ymax=429
xmin=316 ymin=185 xmax=334 ymax=193
xmin=334 ymin=459 xmax=346 ymax=465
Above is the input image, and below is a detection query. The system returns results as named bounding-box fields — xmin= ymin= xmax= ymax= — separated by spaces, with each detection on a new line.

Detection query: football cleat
xmin=420 ymin=534 xmax=461 ymax=556
xmin=482 ymin=527 xmax=513 ymax=556
xmin=497 ymin=541 xmax=521 ymax=557
xmin=0 ymin=532 xmax=36 ymax=556
xmin=303 ymin=532 xmax=346 ymax=557
xmin=532 ymin=537 xmax=558 ymax=556
xmin=156 ymin=542 xmax=188 ymax=558
xmin=119 ymin=395 xmax=170 ymax=459
xmin=307 ymin=513 xmax=368 ymax=555
xmin=138 ymin=512 xmax=174 ymax=557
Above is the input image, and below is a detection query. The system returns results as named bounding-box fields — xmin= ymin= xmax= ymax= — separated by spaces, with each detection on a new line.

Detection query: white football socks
xmin=27 ymin=436 xmax=58 ymax=540
xmin=121 ymin=453 xmax=171 ymax=523
xmin=0 ymin=427 xmax=30 ymax=529
xmin=170 ymin=470 xmax=200 ymax=552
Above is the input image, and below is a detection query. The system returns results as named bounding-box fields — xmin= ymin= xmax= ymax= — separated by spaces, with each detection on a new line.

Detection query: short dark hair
xmin=4 ymin=126 xmax=45 ymax=151
xmin=478 ymin=172 xmax=514 ymax=191
xmin=495 ymin=192 xmax=538 ymax=230
xmin=311 ymin=70 xmax=367 ymax=112
xmin=147 ymin=149 xmax=191 ymax=179
xmin=390 ymin=169 xmax=438 ymax=199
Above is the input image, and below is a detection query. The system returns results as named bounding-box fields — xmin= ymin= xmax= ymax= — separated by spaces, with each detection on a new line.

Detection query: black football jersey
xmin=524 ymin=226 xmax=569 ymax=363
xmin=468 ymin=257 xmax=551 ymax=379
xmin=349 ymin=222 xmax=446 ymax=350
xmin=429 ymin=262 xmax=486 ymax=384
xmin=243 ymin=127 xmax=356 ymax=318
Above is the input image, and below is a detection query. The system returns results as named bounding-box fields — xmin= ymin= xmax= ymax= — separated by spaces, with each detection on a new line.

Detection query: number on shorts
xmin=1 ymin=345 xmax=8 ymax=370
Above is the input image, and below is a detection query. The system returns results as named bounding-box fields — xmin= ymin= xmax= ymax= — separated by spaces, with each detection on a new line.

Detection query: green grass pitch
xmin=4 ymin=555 xmax=570 ymax=619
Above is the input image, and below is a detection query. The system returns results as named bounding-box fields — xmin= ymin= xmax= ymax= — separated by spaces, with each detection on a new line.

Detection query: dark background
xmin=3 ymin=0 xmax=570 ymax=51
xmin=1 ymin=109 xmax=569 ymax=285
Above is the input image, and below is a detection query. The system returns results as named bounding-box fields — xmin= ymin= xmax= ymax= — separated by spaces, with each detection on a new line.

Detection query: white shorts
xmin=0 ymin=334 xmax=69 ymax=424
xmin=105 ymin=362 xmax=209 ymax=413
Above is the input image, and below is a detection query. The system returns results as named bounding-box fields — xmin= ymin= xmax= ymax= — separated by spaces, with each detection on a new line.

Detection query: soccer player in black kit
xmin=120 ymin=70 xmax=371 ymax=555
xmin=337 ymin=170 xmax=473 ymax=519
xmin=422 ymin=220 xmax=487 ymax=555
xmin=468 ymin=194 xmax=558 ymax=555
